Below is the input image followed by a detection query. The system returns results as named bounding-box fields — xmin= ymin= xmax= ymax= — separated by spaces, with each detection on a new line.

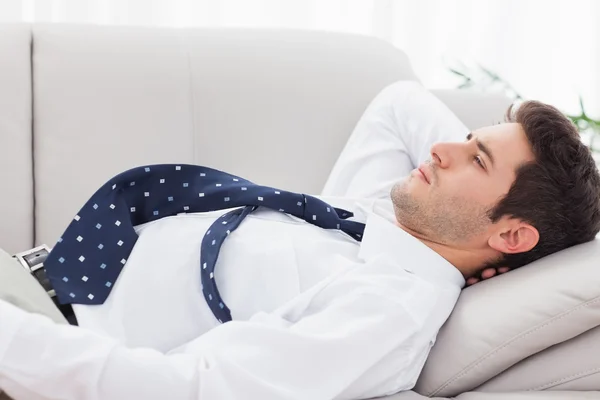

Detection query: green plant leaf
xmin=578 ymin=94 xmax=587 ymax=117
xmin=448 ymin=68 xmax=470 ymax=79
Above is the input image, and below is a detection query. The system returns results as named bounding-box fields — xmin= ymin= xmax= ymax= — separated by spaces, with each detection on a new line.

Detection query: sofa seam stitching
xmin=29 ymin=24 xmax=36 ymax=248
xmin=183 ymin=32 xmax=197 ymax=164
xmin=528 ymin=367 xmax=600 ymax=391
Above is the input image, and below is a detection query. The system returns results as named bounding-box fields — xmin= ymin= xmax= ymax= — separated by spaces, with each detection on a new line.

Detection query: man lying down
xmin=1 ymin=81 xmax=599 ymax=400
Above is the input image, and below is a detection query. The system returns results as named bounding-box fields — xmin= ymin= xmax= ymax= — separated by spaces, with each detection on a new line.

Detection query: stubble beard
xmin=391 ymin=180 xmax=492 ymax=244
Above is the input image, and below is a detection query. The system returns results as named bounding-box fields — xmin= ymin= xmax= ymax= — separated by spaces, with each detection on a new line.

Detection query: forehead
xmin=473 ymin=122 xmax=534 ymax=170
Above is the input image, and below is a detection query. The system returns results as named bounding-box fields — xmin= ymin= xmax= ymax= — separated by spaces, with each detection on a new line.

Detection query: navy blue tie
xmin=44 ymin=164 xmax=365 ymax=323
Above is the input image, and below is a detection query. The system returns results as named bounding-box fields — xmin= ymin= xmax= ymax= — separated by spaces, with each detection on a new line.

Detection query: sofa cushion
xmin=414 ymin=236 xmax=600 ymax=397
xmin=383 ymin=390 xmax=600 ymax=400
xmin=477 ymin=324 xmax=600 ymax=392
xmin=452 ymin=392 xmax=600 ymax=400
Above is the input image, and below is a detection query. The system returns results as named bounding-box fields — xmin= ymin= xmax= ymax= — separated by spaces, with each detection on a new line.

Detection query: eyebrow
xmin=466 ymin=132 xmax=495 ymax=168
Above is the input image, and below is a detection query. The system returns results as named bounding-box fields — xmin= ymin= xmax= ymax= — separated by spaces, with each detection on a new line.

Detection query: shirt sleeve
xmin=321 ymin=81 xmax=469 ymax=200
xmin=0 ymin=256 xmax=453 ymax=400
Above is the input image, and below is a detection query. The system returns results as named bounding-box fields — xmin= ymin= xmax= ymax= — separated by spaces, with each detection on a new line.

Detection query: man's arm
xmin=0 ymin=256 xmax=454 ymax=400
xmin=322 ymin=81 xmax=468 ymax=200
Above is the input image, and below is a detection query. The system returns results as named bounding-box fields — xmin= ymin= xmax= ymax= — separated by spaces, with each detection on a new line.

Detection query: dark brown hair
xmin=485 ymin=100 xmax=600 ymax=270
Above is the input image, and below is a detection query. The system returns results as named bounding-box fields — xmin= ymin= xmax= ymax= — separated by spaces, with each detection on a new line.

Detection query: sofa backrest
xmin=0 ymin=23 xmax=511 ymax=252
xmin=30 ymin=24 xmax=419 ymax=246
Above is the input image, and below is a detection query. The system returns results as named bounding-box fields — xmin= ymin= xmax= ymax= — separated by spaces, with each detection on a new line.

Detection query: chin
xmin=391 ymin=178 xmax=411 ymax=195
xmin=396 ymin=181 xmax=426 ymax=202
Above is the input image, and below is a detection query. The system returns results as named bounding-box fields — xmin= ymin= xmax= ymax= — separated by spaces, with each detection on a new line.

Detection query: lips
xmin=418 ymin=164 xmax=431 ymax=184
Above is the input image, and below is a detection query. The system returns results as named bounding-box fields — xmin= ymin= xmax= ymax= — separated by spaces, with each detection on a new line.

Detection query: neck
xmin=396 ymin=223 xmax=493 ymax=279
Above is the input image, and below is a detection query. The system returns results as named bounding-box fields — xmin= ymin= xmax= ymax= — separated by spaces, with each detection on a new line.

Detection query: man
xmin=0 ymin=81 xmax=599 ymax=400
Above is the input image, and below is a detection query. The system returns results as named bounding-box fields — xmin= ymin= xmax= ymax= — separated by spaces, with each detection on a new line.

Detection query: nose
xmin=430 ymin=140 xmax=470 ymax=169
xmin=430 ymin=141 xmax=451 ymax=169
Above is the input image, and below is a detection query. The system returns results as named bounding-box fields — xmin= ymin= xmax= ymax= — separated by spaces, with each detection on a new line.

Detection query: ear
xmin=488 ymin=222 xmax=539 ymax=254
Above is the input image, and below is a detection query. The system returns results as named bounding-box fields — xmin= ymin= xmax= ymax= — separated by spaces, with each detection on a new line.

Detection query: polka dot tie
xmin=44 ymin=164 xmax=365 ymax=323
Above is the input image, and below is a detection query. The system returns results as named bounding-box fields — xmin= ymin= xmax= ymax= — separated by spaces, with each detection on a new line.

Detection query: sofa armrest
xmin=430 ymin=89 xmax=513 ymax=131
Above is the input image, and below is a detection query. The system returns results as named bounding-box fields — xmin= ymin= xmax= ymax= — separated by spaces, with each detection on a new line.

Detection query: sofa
xmin=0 ymin=23 xmax=599 ymax=400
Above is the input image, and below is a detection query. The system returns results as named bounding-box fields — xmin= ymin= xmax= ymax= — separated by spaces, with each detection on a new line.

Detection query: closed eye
xmin=474 ymin=155 xmax=486 ymax=169
xmin=466 ymin=132 xmax=495 ymax=169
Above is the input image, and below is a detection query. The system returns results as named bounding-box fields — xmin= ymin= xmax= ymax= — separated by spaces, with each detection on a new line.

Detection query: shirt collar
xmin=358 ymin=209 xmax=466 ymax=290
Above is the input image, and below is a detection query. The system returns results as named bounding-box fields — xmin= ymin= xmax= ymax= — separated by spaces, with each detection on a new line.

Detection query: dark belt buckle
xmin=13 ymin=244 xmax=55 ymax=298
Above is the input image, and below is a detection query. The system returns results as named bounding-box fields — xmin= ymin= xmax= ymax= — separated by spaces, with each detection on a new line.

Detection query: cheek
xmin=438 ymin=172 xmax=492 ymax=202
xmin=456 ymin=174 xmax=511 ymax=209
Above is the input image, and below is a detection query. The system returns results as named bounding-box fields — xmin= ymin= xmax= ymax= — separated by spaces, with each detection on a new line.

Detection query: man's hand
xmin=466 ymin=267 xmax=510 ymax=286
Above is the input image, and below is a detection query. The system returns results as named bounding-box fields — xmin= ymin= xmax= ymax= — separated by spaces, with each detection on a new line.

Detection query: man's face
xmin=391 ymin=123 xmax=535 ymax=247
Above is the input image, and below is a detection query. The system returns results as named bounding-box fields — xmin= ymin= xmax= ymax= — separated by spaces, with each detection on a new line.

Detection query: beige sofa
xmin=0 ymin=23 xmax=599 ymax=400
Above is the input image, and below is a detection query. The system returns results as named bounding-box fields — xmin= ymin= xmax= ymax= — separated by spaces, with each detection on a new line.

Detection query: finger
xmin=498 ymin=267 xmax=510 ymax=274
xmin=466 ymin=277 xmax=480 ymax=286
xmin=481 ymin=268 xmax=497 ymax=279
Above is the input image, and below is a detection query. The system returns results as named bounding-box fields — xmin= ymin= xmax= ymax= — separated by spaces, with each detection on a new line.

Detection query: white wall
xmin=2 ymin=0 xmax=598 ymax=117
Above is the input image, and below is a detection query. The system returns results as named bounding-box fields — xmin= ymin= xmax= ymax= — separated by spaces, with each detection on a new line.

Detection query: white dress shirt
xmin=0 ymin=81 xmax=469 ymax=400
